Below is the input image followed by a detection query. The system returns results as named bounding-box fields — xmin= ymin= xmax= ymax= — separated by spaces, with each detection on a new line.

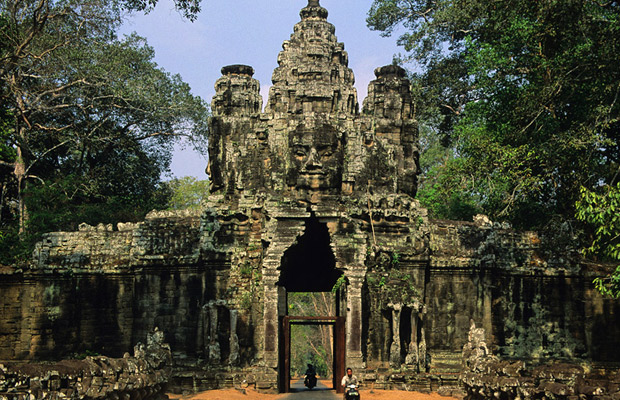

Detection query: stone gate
xmin=1 ymin=0 xmax=619 ymax=395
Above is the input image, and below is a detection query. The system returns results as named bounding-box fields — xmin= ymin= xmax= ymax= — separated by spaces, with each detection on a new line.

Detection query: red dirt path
xmin=168 ymin=381 xmax=458 ymax=400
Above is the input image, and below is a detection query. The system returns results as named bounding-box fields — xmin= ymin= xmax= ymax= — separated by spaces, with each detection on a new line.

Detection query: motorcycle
xmin=345 ymin=383 xmax=360 ymax=399
xmin=304 ymin=373 xmax=317 ymax=389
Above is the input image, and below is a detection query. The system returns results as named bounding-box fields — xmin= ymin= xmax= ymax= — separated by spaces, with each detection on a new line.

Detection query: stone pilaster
xmin=389 ymin=304 xmax=403 ymax=367
xmin=345 ymin=271 xmax=364 ymax=368
xmin=261 ymin=270 xmax=280 ymax=367
xmin=261 ymin=215 xmax=307 ymax=367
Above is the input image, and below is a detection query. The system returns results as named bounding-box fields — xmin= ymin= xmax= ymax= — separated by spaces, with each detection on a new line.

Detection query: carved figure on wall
xmin=199 ymin=300 xmax=227 ymax=364
xmin=388 ymin=303 xmax=403 ymax=367
xmin=405 ymin=307 xmax=420 ymax=367
xmin=404 ymin=302 xmax=427 ymax=372
xmin=229 ymin=309 xmax=240 ymax=366
xmin=462 ymin=319 xmax=495 ymax=370
xmin=133 ymin=327 xmax=172 ymax=370
xmin=286 ymin=122 xmax=343 ymax=203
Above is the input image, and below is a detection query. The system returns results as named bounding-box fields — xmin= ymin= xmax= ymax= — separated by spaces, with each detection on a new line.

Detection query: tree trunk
xmin=0 ymin=180 xmax=5 ymax=223
xmin=14 ymin=144 xmax=27 ymax=233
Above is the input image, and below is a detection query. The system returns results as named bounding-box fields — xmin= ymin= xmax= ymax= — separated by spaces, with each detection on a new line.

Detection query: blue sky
xmin=121 ymin=0 xmax=403 ymax=180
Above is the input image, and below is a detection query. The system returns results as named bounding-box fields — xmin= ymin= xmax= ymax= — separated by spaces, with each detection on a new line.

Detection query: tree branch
xmin=23 ymin=138 xmax=73 ymax=175
xmin=0 ymin=160 xmax=16 ymax=168
xmin=24 ymin=174 xmax=45 ymax=185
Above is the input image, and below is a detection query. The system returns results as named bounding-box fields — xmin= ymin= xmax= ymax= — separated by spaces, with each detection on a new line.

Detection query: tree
xmin=165 ymin=176 xmax=210 ymax=210
xmin=288 ymin=292 xmax=335 ymax=378
xmin=1 ymin=0 xmax=208 ymax=234
xmin=415 ymin=121 xmax=481 ymax=221
xmin=368 ymin=0 xmax=620 ymax=229
xmin=576 ymin=183 xmax=620 ymax=298
xmin=121 ymin=0 xmax=202 ymax=21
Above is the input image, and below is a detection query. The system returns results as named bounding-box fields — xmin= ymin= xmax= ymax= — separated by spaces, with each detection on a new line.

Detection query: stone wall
xmin=460 ymin=321 xmax=620 ymax=400
xmin=426 ymin=218 xmax=620 ymax=363
xmin=2 ymin=209 xmax=619 ymax=393
xmin=0 ymin=207 xmax=260 ymax=368
xmin=0 ymin=330 xmax=171 ymax=400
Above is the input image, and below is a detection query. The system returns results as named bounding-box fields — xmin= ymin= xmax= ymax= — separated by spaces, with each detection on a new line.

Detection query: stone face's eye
xmin=318 ymin=145 xmax=335 ymax=158
xmin=294 ymin=147 xmax=307 ymax=157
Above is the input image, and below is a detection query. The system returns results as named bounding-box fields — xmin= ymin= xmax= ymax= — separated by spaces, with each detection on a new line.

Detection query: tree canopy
xmin=368 ymin=0 xmax=620 ymax=229
xmin=367 ymin=0 xmax=620 ymax=297
xmin=0 ymin=0 xmax=209 ymax=263
xmin=164 ymin=176 xmax=210 ymax=210
xmin=576 ymin=183 xmax=620 ymax=298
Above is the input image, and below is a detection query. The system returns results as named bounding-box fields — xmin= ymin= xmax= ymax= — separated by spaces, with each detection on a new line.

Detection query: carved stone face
xmin=287 ymin=123 xmax=343 ymax=201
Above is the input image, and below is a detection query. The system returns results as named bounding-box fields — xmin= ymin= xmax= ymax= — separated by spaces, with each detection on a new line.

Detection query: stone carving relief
xmin=286 ymin=122 xmax=343 ymax=203
xmin=229 ymin=309 xmax=240 ymax=366
xmin=208 ymin=0 xmax=419 ymax=207
xmin=388 ymin=303 xmax=402 ymax=368
xmin=199 ymin=300 xmax=241 ymax=366
xmin=462 ymin=319 xmax=495 ymax=370
xmin=386 ymin=301 xmax=428 ymax=371
xmin=404 ymin=301 xmax=427 ymax=372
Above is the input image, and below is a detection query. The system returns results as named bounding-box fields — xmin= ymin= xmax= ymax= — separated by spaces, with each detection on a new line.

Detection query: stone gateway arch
xmin=207 ymin=0 xmax=422 ymax=382
xmin=1 ymin=0 xmax=619 ymax=396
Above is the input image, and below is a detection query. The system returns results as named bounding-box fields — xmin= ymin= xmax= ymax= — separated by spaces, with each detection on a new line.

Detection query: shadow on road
xmin=284 ymin=379 xmax=339 ymax=399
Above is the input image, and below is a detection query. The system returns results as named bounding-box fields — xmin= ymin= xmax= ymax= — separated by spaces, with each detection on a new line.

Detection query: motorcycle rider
xmin=341 ymin=367 xmax=359 ymax=399
xmin=304 ymin=363 xmax=317 ymax=388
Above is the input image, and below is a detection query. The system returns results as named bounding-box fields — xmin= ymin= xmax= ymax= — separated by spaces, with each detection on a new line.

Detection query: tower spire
xmin=300 ymin=0 xmax=327 ymax=20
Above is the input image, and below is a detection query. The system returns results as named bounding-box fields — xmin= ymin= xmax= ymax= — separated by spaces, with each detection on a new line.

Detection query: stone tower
xmin=206 ymin=0 xmax=429 ymax=387
xmin=207 ymin=0 xmax=420 ymax=206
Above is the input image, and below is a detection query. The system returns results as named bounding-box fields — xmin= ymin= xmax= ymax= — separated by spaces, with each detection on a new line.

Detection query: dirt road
xmin=169 ymin=381 xmax=457 ymax=400
xmin=282 ymin=380 xmax=339 ymax=399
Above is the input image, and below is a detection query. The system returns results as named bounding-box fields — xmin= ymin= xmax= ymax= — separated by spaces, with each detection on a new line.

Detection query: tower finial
xmin=301 ymin=0 xmax=327 ymax=20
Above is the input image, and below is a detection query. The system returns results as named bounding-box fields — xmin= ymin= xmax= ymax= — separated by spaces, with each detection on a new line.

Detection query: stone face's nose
xmin=304 ymin=148 xmax=322 ymax=170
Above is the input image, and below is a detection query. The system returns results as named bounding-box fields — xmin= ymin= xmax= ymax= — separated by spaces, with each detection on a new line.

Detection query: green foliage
xmin=0 ymin=0 xmax=209 ymax=263
xmin=24 ymin=175 xmax=170 ymax=232
xmin=121 ymin=0 xmax=202 ymax=21
xmin=576 ymin=183 xmax=620 ymax=298
xmin=368 ymin=0 xmax=620 ymax=229
xmin=593 ymin=266 xmax=620 ymax=299
xmin=73 ymin=350 xmax=101 ymax=360
xmin=164 ymin=176 xmax=209 ymax=210
xmin=391 ymin=251 xmax=400 ymax=266
xmin=239 ymin=261 xmax=252 ymax=277
xmin=367 ymin=251 xmax=420 ymax=305
xmin=288 ymin=292 xmax=335 ymax=378
xmin=239 ymin=291 xmax=253 ymax=311
xmin=290 ymin=324 xmax=330 ymax=378
xmin=0 ymin=224 xmax=32 ymax=265
xmin=331 ymin=275 xmax=347 ymax=294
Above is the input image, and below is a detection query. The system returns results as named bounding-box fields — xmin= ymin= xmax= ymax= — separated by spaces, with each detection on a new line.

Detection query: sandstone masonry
xmin=1 ymin=0 xmax=619 ymax=396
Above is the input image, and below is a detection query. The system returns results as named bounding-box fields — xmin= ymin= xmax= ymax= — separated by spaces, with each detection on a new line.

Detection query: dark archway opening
xmin=278 ymin=215 xmax=342 ymax=292
xmin=276 ymin=216 xmax=346 ymax=393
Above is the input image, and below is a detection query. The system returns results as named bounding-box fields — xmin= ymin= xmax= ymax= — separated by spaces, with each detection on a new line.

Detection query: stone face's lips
xmin=300 ymin=171 xmax=327 ymax=176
